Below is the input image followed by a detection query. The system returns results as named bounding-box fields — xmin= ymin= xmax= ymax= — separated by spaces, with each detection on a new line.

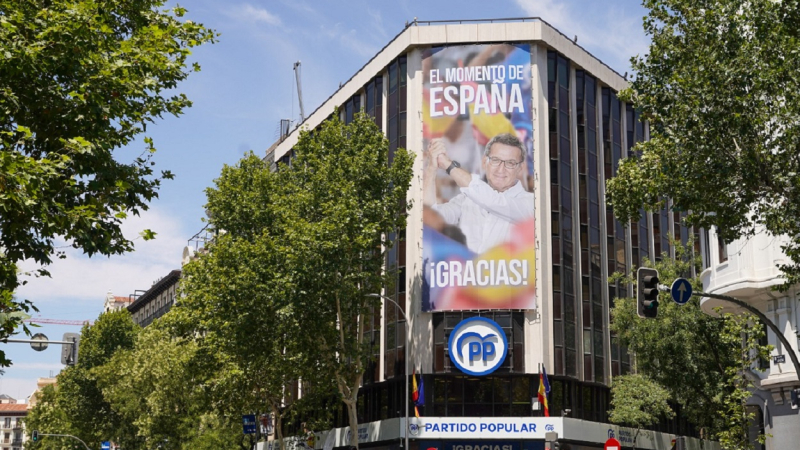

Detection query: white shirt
xmin=432 ymin=174 xmax=534 ymax=254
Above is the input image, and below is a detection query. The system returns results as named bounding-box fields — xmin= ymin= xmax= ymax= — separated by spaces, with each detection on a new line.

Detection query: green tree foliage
xmin=24 ymin=384 xmax=69 ymax=450
xmin=607 ymin=0 xmax=800 ymax=287
xmin=175 ymin=112 xmax=414 ymax=448
xmin=25 ymin=310 xmax=140 ymax=449
xmin=609 ymin=246 xmax=771 ymax=449
xmin=96 ymin=325 xmax=242 ymax=450
xmin=0 ymin=0 xmax=216 ymax=365
xmin=270 ymin=113 xmax=413 ymax=447
xmin=27 ymin=310 xmax=242 ymax=449
xmin=172 ymin=162 xmax=336 ymax=450
xmin=608 ymin=373 xmax=674 ymax=429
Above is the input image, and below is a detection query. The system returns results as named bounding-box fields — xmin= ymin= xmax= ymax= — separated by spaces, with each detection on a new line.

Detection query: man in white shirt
xmin=424 ymin=133 xmax=534 ymax=254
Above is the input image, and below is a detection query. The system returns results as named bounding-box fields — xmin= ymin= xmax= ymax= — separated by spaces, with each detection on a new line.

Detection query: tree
xmin=179 ymin=112 xmax=413 ymax=448
xmin=273 ymin=113 xmax=413 ymax=447
xmin=96 ymin=325 xmax=243 ymax=450
xmin=607 ymin=0 xmax=800 ymax=287
xmin=170 ymin=180 xmax=336 ymax=450
xmin=0 ymin=0 xmax=216 ymax=364
xmin=25 ymin=309 xmax=140 ymax=449
xmin=608 ymin=373 xmax=674 ymax=430
xmin=25 ymin=384 xmax=69 ymax=450
xmin=609 ymin=245 xmax=771 ymax=449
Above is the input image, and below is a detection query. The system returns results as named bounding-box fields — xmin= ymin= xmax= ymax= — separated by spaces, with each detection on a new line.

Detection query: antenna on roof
xmin=293 ymin=61 xmax=305 ymax=123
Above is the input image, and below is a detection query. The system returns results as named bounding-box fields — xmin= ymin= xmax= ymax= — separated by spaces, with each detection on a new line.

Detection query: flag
xmin=542 ymin=363 xmax=551 ymax=395
xmin=538 ymin=364 xmax=550 ymax=417
xmin=412 ymin=369 xmax=424 ymax=417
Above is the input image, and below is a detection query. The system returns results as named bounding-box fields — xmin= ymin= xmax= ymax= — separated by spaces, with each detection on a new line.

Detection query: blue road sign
xmin=242 ymin=414 xmax=257 ymax=434
xmin=101 ymin=442 xmax=111 ymax=450
xmin=671 ymin=278 xmax=693 ymax=305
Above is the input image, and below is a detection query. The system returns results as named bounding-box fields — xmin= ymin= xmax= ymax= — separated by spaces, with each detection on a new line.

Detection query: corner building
xmin=700 ymin=227 xmax=800 ymax=450
xmin=271 ymin=19 xmax=711 ymax=450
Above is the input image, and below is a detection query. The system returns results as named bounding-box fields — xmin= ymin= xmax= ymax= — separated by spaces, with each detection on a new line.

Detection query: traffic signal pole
xmin=31 ymin=432 xmax=91 ymax=450
xmin=694 ymin=290 xmax=800 ymax=385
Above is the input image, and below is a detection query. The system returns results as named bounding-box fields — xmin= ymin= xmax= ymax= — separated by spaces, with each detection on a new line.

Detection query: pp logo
xmin=408 ymin=423 xmax=420 ymax=436
xmin=448 ymin=317 xmax=508 ymax=376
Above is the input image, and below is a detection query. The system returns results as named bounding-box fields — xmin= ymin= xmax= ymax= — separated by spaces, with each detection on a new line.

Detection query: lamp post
xmin=367 ymin=293 xmax=410 ymax=449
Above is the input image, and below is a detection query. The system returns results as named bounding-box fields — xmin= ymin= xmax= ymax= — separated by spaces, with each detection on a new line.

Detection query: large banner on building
xmin=422 ymin=44 xmax=535 ymax=312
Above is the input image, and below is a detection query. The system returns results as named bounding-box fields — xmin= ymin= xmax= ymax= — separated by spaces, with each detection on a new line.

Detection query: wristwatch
xmin=446 ymin=160 xmax=461 ymax=175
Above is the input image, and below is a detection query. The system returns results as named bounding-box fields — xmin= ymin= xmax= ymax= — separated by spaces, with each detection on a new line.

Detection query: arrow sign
xmin=671 ymin=278 xmax=693 ymax=305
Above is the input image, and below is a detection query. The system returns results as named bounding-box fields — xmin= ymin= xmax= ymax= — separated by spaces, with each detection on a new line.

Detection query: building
xmin=0 ymin=402 xmax=26 ymax=450
xmin=26 ymin=378 xmax=56 ymax=410
xmin=269 ymin=18 xmax=718 ymax=450
xmin=103 ymin=291 xmax=134 ymax=313
xmin=127 ymin=269 xmax=181 ymax=327
xmin=700 ymin=228 xmax=800 ymax=449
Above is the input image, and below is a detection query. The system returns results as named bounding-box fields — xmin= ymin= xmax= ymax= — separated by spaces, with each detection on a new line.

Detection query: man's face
xmin=482 ymin=142 xmax=523 ymax=192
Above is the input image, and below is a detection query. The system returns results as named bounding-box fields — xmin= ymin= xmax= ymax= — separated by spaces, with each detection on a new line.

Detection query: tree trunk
xmin=339 ymin=372 xmax=363 ymax=450
xmin=346 ymin=396 xmax=359 ymax=450
xmin=273 ymin=405 xmax=284 ymax=450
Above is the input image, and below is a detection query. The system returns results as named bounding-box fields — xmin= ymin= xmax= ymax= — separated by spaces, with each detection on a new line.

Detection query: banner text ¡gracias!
xmin=428 ymin=65 xmax=526 ymax=118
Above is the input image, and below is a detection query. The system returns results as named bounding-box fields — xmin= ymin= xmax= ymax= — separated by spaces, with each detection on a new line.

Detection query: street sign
xmin=604 ymin=437 xmax=621 ymax=450
xmin=30 ymin=333 xmax=48 ymax=352
xmin=671 ymin=278 xmax=693 ymax=305
xmin=101 ymin=441 xmax=111 ymax=450
xmin=242 ymin=414 xmax=257 ymax=434
xmin=773 ymin=354 xmax=786 ymax=364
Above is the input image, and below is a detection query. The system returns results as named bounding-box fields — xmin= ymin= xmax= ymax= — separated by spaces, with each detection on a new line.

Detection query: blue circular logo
xmin=448 ymin=317 xmax=508 ymax=376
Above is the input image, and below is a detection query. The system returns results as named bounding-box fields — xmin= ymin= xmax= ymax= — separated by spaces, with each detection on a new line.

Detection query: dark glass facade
xmin=601 ymin=85 xmax=632 ymax=378
xmin=548 ymin=51 xmax=578 ymax=379
xmin=576 ymin=69 xmax=605 ymax=384
xmin=384 ymin=55 xmax=408 ymax=382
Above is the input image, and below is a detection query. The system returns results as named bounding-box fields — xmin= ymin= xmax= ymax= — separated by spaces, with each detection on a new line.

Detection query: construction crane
xmin=24 ymin=318 xmax=93 ymax=326
xmin=293 ymin=61 xmax=305 ymax=123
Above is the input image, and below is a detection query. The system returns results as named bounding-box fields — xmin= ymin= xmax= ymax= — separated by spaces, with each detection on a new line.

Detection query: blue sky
xmin=1 ymin=0 xmax=649 ymax=399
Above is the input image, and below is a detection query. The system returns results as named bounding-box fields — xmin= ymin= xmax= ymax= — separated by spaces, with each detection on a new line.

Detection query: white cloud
xmin=515 ymin=0 xmax=647 ymax=73
xmin=320 ymin=23 xmax=378 ymax=59
xmin=516 ymin=0 xmax=570 ymax=30
xmin=15 ymin=207 xmax=189 ymax=306
xmin=224 ymin=3 xmax=282 ymax=26
xmin=366 ymin=8 xmax=389 ymax=41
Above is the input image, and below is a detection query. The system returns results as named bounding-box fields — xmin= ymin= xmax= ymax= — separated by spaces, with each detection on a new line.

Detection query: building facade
xmin=127 ymin=269 xmax=181 ymax=327
xmin=0 ymin=403 xmax=26 ymax=450
xmin=269 ymin=18 xmax=716 ymax=450
xmin=700 ymin=228 xmax=800 ymax=450
xmin=103 ymin=291 xmax=134 ymax=313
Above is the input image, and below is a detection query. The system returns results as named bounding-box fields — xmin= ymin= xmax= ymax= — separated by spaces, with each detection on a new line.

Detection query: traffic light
xmin=31 ymin=430 xmax=39 ymax=442
xmin=61 ymin=333 xmax=80 ymax=366
xmin=637 ymin=267 xmax=660 ymax=318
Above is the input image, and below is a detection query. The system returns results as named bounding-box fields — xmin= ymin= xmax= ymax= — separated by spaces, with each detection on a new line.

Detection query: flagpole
xmin=367 ymin=293 xmax=410 ymax=449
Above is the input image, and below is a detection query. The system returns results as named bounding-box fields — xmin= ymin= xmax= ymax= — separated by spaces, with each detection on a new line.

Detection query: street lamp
xmin=366 ymin=293 xmax=410 ymax=449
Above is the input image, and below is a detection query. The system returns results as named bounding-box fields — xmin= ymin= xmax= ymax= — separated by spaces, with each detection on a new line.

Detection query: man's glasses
xmin=487 ymin=156 xmax=522 ymax=169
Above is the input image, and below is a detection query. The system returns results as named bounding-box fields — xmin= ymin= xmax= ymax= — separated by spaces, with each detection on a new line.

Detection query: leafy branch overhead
xmin=607 ymin=0 xmax=800 ymax=286
xmin=0 ymin=0 xmax=216 ymax=365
